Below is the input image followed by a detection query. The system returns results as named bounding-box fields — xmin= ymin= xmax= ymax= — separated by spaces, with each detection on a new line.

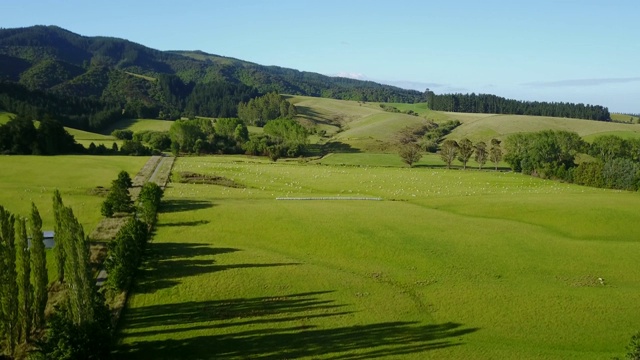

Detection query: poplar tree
xmin=29 ymin=203 xmax=48 ymax=330
xmin=60 ymin=206 xmax=94 ymax=325
xmin=52 ymin=190 xmax=65 ymax=282
xmin=0 ymin=206 xmax=18 ymax=355
xmin=15 ymin=218 xmax=33 ymax=342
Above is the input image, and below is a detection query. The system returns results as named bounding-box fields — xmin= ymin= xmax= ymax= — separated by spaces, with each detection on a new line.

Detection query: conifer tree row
xmin=0 ymin=206 xmax=19 ymax=356
xmin=29 ymin=203 xmax=48 ymax=331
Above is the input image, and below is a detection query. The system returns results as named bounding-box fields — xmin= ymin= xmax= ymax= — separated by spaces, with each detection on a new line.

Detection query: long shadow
xmin=134 ymin=242 xmax=299 ymax=294
xmin=160 ymin=199 xmax=215 ymax=213
xmin=117 ymin=308 xmax=478 ymax=359
xmin=156 ymin=220 xmax=210 ymax=227
xmin=323 ymin=141 xmax=361 ymax=154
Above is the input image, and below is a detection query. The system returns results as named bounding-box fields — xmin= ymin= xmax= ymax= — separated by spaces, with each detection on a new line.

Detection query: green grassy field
xmin=611 ymin=113 xmax=639 ymax=123
xmin=0 ymin=155 xmax=148 ymax=231
xmin=102 ymin=118 xmax=174 ymax=134
xmin=116 ymin=156 xmax=640 ymax=359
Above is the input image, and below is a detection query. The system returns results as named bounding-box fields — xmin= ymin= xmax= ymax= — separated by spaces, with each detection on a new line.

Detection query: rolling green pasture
xmin=289 ymin=96 xmax=640 ymax=154
xmin=102 ymin=118 xmax=174 ymax=134
xmin=448 ymin=113 xmax=640 ymax=142
xmin=117 ymin=156 xmax=640 ymax=359
xmin=0 ymin=155 xmax=147 ymax=231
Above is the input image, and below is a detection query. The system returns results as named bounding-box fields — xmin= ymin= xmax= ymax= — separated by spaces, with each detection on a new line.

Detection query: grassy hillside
xmin=611 ymin=113 xmax=639 ymax=123
xmin=290 ymin=96 xmax=640 ymax=153
xmin=102 ymin=118 xmax=174 ymax=134
xmin=448 ymin=113 xmax=640 ymax=143
xmin=116 ymin=156 xmax=640 ymax=359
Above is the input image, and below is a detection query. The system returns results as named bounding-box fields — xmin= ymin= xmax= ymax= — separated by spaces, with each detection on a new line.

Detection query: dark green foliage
xmin=379 ymin=104 xmax=419 ymax=116
xmin=58 ymin=206 xmax=94 ymax=325
xmin=133 ymin=130 xmax=171 ymax=151
xmin=138 ymin=182 xmax=164 ymax=228
xmin=504 ymin=130 xmax=585 ymax=177
xmin=101 ymin=171 xmax=133 ymax=217
xmin=184 ymin=82 xmax=258 ymax=118
xmin=52 ymin=190 xmax=65 ymax=283
xmin=111 ymin=129 xmax=133 ymax=140
xmin=573 ymin=162 xmax=605 ymax=188
xmin=29 ymin=203 xmax=48 ymax=330
xmin=426 ymin=91 xmax=610 ymax=121
xmin=0 ymin=114 xmax=79 ymax=155
xmin=0 ymin=206 xmax=19 ymax=356
xmin=169 ymin=118 xmax=247 ymax=155
xmin=15 ymin=218 xmax=32 ymax=342
xmin=589 ymin=135 xmax=629 ymax=162
xmin=602 ymin=158 xmax=640 ymax=191
xmin=262 ymin=118 xmax=309 ymax=157
xmin=0 ymin=25 xmax=424 ymax=132
xmin=237 ymin=92 xmax=297 ymax=126
xmin=105 ymin=218 xmax=148 ymax=291
xmin=35 ymin=296 xmax=111 ymax=360
xmin=120 ymin=140 xmax=152 ymax=156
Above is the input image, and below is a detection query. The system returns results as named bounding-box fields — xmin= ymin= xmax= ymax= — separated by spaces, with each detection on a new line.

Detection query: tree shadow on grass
xmin=160 ymin=199 xmax=215 ymax=213
xmin=156 ymin=220 xmax=210 ymax=227
xmin=117 ymin=290 xmax=479 ymax=360
xmin=134 ymin=242 xmax=299 ymax=294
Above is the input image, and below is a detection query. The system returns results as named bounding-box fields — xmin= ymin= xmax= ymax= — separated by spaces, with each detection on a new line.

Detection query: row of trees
xmin=169 ymin=117 xmax=249 ymax=155
xmin=425 ymin=91 xmax=611 ymax=121
xmin=0 ymin=204 xmax=48 ymax=356
xmin=503 ymin=130 xmax=640 ymax=191
xmin=1 ymin=191 xmax=112 ymax=358
xmin=436 ymin=139 xmax=503 ymax=169
xmin=105 ymin=181 xmax=163 ymax=291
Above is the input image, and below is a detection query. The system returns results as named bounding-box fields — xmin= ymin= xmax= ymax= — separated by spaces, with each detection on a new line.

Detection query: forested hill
xmin=426 ymin=92 xmax=611 ymax=121
xmin=0 ymin=26 xmax=424 ymax=123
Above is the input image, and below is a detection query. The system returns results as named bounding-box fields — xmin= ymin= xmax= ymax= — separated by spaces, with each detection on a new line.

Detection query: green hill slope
xmin=290 ymin=96 xmax=640 ymax=153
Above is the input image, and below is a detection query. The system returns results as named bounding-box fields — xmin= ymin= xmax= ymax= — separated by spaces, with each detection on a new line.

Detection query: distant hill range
xmin=0 ymin=25 xmax=425 ymax=130
xmin=0 ymin=26 xmax=612 ymax=131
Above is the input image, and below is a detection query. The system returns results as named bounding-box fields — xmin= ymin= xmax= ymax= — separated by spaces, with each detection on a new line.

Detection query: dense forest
xmin=0 ymin=25 xmax=424 ymax=131
xmin=426 ymin=92 xmax=611 ymax=121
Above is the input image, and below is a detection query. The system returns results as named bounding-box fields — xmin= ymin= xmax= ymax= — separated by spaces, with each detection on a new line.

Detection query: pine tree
xmin=52 ymin=190 xmax=65 ymax=282
xmin=0 ymin=206 xmax=19 ymax=355
xmin=29 ymin=203 xmax=48 ymax=330
xmin=15 ymin=217 xmax=33 ymax=342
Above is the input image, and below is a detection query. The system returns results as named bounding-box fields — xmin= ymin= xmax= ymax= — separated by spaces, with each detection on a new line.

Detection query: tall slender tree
xmin=0 ymin=206 xmax=19 ymax=355
xmin=60 ymin=206 xmax=94 ymax=325
xmin=15 ymin=218 xmax=33 ymax=342
xmin=29 ymin=203 xmax=48 ymax=330
xmin=52 ymin=190 xmax=65 ymax=282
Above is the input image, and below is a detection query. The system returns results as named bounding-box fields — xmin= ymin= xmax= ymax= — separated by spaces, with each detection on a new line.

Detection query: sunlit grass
xmin=117 ymin=155 xmax=640 ymax=359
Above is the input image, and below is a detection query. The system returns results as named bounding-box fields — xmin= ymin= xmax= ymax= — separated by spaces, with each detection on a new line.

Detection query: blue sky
xmin=2 ymin=0 xmax=639 ymax=112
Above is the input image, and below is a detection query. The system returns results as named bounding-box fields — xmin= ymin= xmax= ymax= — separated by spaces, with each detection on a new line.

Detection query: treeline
xmin=426 ymin=92 xmax=611 ymax=121
xmin=0 ymin=114 xmax=82 ymax=154
xmin=504 ymin=130 xmax=640 ymax=191
xmin=0 ymin=193 xmax=112 ymax=359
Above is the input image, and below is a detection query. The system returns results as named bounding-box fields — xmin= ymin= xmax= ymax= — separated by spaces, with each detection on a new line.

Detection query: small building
xmin=28 ymin=231 xmax=55 ymax=249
